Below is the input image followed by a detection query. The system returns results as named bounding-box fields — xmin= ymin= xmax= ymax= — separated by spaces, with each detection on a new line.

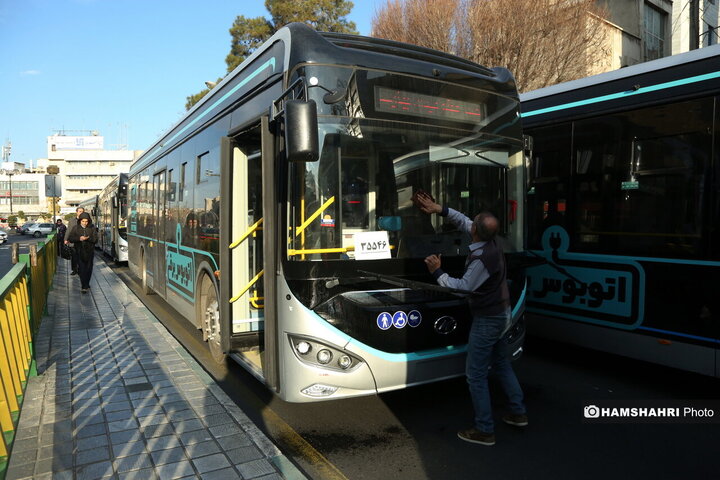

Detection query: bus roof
xmin=130 ymin=23 xmax=517 ymax=176
xmin=520 ymin=44 xmax=720 ymax=103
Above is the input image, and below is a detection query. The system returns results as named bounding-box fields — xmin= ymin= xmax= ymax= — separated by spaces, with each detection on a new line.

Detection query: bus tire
xmin=199 ymin=274 xmax=225 ymax=364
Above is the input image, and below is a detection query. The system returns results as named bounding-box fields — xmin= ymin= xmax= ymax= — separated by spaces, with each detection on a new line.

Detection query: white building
xmin=0 ymin=167 xmax=48 ymax=218
xmin=42 ymin=132 xmax=142 ymax=213
xmin=596 ymin=0 xmax=720 ymax=71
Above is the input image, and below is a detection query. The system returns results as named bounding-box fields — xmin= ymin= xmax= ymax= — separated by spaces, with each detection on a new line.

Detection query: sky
xmin=0 ymin=0 xmax=385 ymax=165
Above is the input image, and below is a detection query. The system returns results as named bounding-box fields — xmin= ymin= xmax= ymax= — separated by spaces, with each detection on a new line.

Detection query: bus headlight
xmin=295 ymin=341 xmax=311 ymax=355
xmin=317 ymin=349 xmax=332 ymax=364
xmin=338 ymin=355 xmax=353 ymax=370
xmin=120 ymin=245 xmax=128 ymax=252
xmin=288 ymin=334 xmax=362 ymax=372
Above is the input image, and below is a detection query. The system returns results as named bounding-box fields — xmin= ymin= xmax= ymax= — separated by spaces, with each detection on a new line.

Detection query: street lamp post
xmin=7 ymin=171 xmax=13 ymax=215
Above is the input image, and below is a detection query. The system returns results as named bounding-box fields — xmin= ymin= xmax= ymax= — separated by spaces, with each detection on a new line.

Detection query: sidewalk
xmin=5 ymin=257 xmax=306 ymax=480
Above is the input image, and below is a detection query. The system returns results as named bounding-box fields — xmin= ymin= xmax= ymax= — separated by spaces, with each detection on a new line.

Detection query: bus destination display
xmin=375 ymin=86 xmax=486 ymax=123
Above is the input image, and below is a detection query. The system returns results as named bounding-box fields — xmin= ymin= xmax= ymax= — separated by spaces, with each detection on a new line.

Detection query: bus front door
xmin=153 ymin=170 xmax=167 ymax=297
xmin=222 ymin=126 xmax=265 ymax=376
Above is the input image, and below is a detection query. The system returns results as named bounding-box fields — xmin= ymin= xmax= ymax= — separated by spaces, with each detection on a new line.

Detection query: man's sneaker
xmin=457 ymin=428 xmax=495 ymax=446
xmin=70 ymin=271 xmax=77 ymax=275
xmin=502 ymin=413 xmax=529 ymax=427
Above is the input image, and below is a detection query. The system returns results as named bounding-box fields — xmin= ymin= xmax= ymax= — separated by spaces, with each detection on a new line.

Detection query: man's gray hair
xmin=473 ymin=212 xmax=499 ymax=241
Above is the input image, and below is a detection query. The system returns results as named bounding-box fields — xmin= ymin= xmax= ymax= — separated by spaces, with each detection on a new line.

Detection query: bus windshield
xmin=288 ymin=118 xmax=523 ymax=262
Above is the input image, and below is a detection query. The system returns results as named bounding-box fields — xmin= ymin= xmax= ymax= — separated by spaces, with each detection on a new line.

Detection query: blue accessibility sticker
xmin=408 ymin=310 xmax=422 ymax=327
xmin=392 ymin=311 xmax=408 ymax=329
xmin=377 ymin=312 xmax=393 ymax=330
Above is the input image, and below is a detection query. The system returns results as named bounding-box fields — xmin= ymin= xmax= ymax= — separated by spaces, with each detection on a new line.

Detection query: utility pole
xmin=690 ymin=0 xmax=700 ymax=50
xmin=2 ymin=141 xmax=13 ymax=216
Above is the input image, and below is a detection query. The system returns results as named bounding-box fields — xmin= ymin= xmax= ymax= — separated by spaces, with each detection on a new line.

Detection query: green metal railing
xmin=0 ymin=235 xmax=58 ymax=479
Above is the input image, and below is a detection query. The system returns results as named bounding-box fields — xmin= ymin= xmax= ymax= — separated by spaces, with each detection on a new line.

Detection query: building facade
xmin=594 ymin=0 xmax=719 ymax=74
xmin=43 ymin=132 xmax=141 ymax=213
xmin=0 ymin=169 xmax=47 ymax=218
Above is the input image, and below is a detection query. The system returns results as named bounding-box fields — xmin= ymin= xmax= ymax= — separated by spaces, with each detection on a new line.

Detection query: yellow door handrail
xmin=295 ymin=196 xmax=335 ymax=237
xmin=230 ymin=218 xmax=264 ymax=249
xmin=230 ymin=269 xmax=264 ymax=303
xmin=288 ymin=246 xmax=355 ymax=256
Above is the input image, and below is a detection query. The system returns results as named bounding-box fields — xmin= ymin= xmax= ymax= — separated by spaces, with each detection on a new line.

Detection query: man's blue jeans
xmin=466 ymin=308 xmax=525 ymax=433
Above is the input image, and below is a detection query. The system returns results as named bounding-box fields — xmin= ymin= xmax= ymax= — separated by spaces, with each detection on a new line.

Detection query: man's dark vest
xmin=467 ymin=239 xmax=510 ymax=316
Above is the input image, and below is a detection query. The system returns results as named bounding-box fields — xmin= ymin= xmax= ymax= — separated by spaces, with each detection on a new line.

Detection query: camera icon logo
xmin=584 ymin=405 xmax=600 ymax=418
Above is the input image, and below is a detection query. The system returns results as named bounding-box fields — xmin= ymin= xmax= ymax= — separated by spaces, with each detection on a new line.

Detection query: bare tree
xmin=372 ymin=0 xmax=610 ymax=92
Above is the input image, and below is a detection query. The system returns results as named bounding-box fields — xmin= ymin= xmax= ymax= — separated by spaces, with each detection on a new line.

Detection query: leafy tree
xmin=8 ymin=215 xmax=16 ymax=225
xmin=372 ymin=0 xmax=609 ymax=93
xmin=186 ymin=0 xmax=357 ymax=110
xmin=17 ymin=210 xmax=25 ymax=220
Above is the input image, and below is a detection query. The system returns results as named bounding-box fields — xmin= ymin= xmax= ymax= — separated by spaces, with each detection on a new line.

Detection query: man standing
xmin=415 ymin=192 xmax=527 ymax=446
xmin=65 ymin=206 xmax=85 ymax=275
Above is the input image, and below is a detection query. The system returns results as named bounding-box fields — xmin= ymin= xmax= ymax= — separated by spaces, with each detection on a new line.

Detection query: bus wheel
xmin=201 ymin=276 xmax=225 ymax=364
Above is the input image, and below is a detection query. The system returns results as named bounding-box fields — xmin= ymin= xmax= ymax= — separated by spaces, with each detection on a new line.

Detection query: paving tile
xmin=172 ymin=418 xmax=205 ymax=434
xmin=142 ymin=422 xmax=175 ymax=438
xmin=76 ymin=434 xmax=109 ymax=451
xmin=110 ymin=429 xmax=143 ymax=445
xmin=75 ymin=461 xmax=114 ymax=480
xmin=114 ymin=453 xmax=154 ymax=473
xmin=155 ymin=460 xmax=196 ymax=480
xmin=76 ymin=446 xmax=110 ymax=466
xmin=151 ymin=446 xmax=189 ymax=466
xmin=198 ymin=467 xmax=242 ymax=480
xmin=145 ymin=434 xmax=182 ymax=452
xmin=6 ymin=460 xmax=36 ymax=479
xmin=226 ymin=445 xmax=263 ymax=465
xmin=202 ymin=413 xmax=233 ymax=428
xmin=112 ymin=441 xmax=147 ymax=458
xmin=215 ymin=433 xmax=252 ymax=450
xmin=108 ymin=418 xmax=139 ymax=432
xmin=116 ymin=467 xmax=159 ymax=480
xmin=192 ymin=453 xmax=231 ymax=474
xmin=235 ymin=459 xmax=277 ymax=479
xmin=75 ymin=422 xmax=107 ymax=439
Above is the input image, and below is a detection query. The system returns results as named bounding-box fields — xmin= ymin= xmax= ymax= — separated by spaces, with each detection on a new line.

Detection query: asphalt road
xmin=102 ymin=256 xmax=720 ymax=480
xmin=0 ymin=229 xmax=57 ymax=275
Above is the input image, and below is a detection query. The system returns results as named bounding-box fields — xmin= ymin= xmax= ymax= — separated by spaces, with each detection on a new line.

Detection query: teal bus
xmin=128 ymin=23 xmax=528 ymax=402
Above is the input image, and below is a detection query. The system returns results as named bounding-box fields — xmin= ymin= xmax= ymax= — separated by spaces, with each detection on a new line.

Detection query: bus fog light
xmin=120 ymin=245 xmax=128 ymax=252
xmin=317 ymin=349 xmax=332 ymax=364
xmin=295 ymin=341 xmax=311 ymax=355
xmin=301 ymin=383 xmax=338 ymax=397
xmin=338 ymin=355 xmax=352 ymax=369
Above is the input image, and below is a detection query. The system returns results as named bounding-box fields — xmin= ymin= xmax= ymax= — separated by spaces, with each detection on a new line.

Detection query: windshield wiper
xmin=357 ymin=270 xmax=477 ymax=297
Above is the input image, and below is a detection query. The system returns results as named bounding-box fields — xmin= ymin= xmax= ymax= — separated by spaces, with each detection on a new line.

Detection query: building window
xmin=706 ymin=24 xmax=717 ymax=46
xmin=196 ymin=152 xmax=209 ymax=184
xmin=643 ymin=3 xmax=666 ymax=61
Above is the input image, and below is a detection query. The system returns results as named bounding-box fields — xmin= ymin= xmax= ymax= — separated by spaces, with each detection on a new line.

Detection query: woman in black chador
xmin=67 ymin=212 xmax=97 ymax=293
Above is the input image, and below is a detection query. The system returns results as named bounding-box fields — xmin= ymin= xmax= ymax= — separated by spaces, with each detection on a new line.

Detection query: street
xmin=0 ymin=240 xmax=716 ymax=479
xmin=0 ymin=229 xmax=57 ymax=275
xmin=107 ymin=260 xmax=719 ymax=480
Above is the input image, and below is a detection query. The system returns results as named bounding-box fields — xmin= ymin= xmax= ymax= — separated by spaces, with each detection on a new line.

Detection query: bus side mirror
xmin=285 ymin=100 xmax=319 ymax=162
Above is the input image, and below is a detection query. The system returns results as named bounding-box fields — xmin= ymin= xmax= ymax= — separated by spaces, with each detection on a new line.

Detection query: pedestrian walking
xmin=414 ymin=191 xmax=527 ymax=446
xmin=67 ymin=212 xmax=96 ymax=293
xmin=55 ymin=219 xmax=67 ymax=256
xmin=65 ymin=206 xmax=85 ymax=275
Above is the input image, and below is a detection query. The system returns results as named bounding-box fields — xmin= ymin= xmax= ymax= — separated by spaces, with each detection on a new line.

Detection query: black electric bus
xmin=128 ymin=23 xmax=528 ymax=402
xmin=97 ymin=173 xmax=129 ymax=263
xmin=520 ymin=45 xmax=720 ymax=376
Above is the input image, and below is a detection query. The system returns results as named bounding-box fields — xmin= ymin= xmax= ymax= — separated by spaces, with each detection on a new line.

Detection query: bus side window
xmin=526 ymin=124 xmax=572 ymax=249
